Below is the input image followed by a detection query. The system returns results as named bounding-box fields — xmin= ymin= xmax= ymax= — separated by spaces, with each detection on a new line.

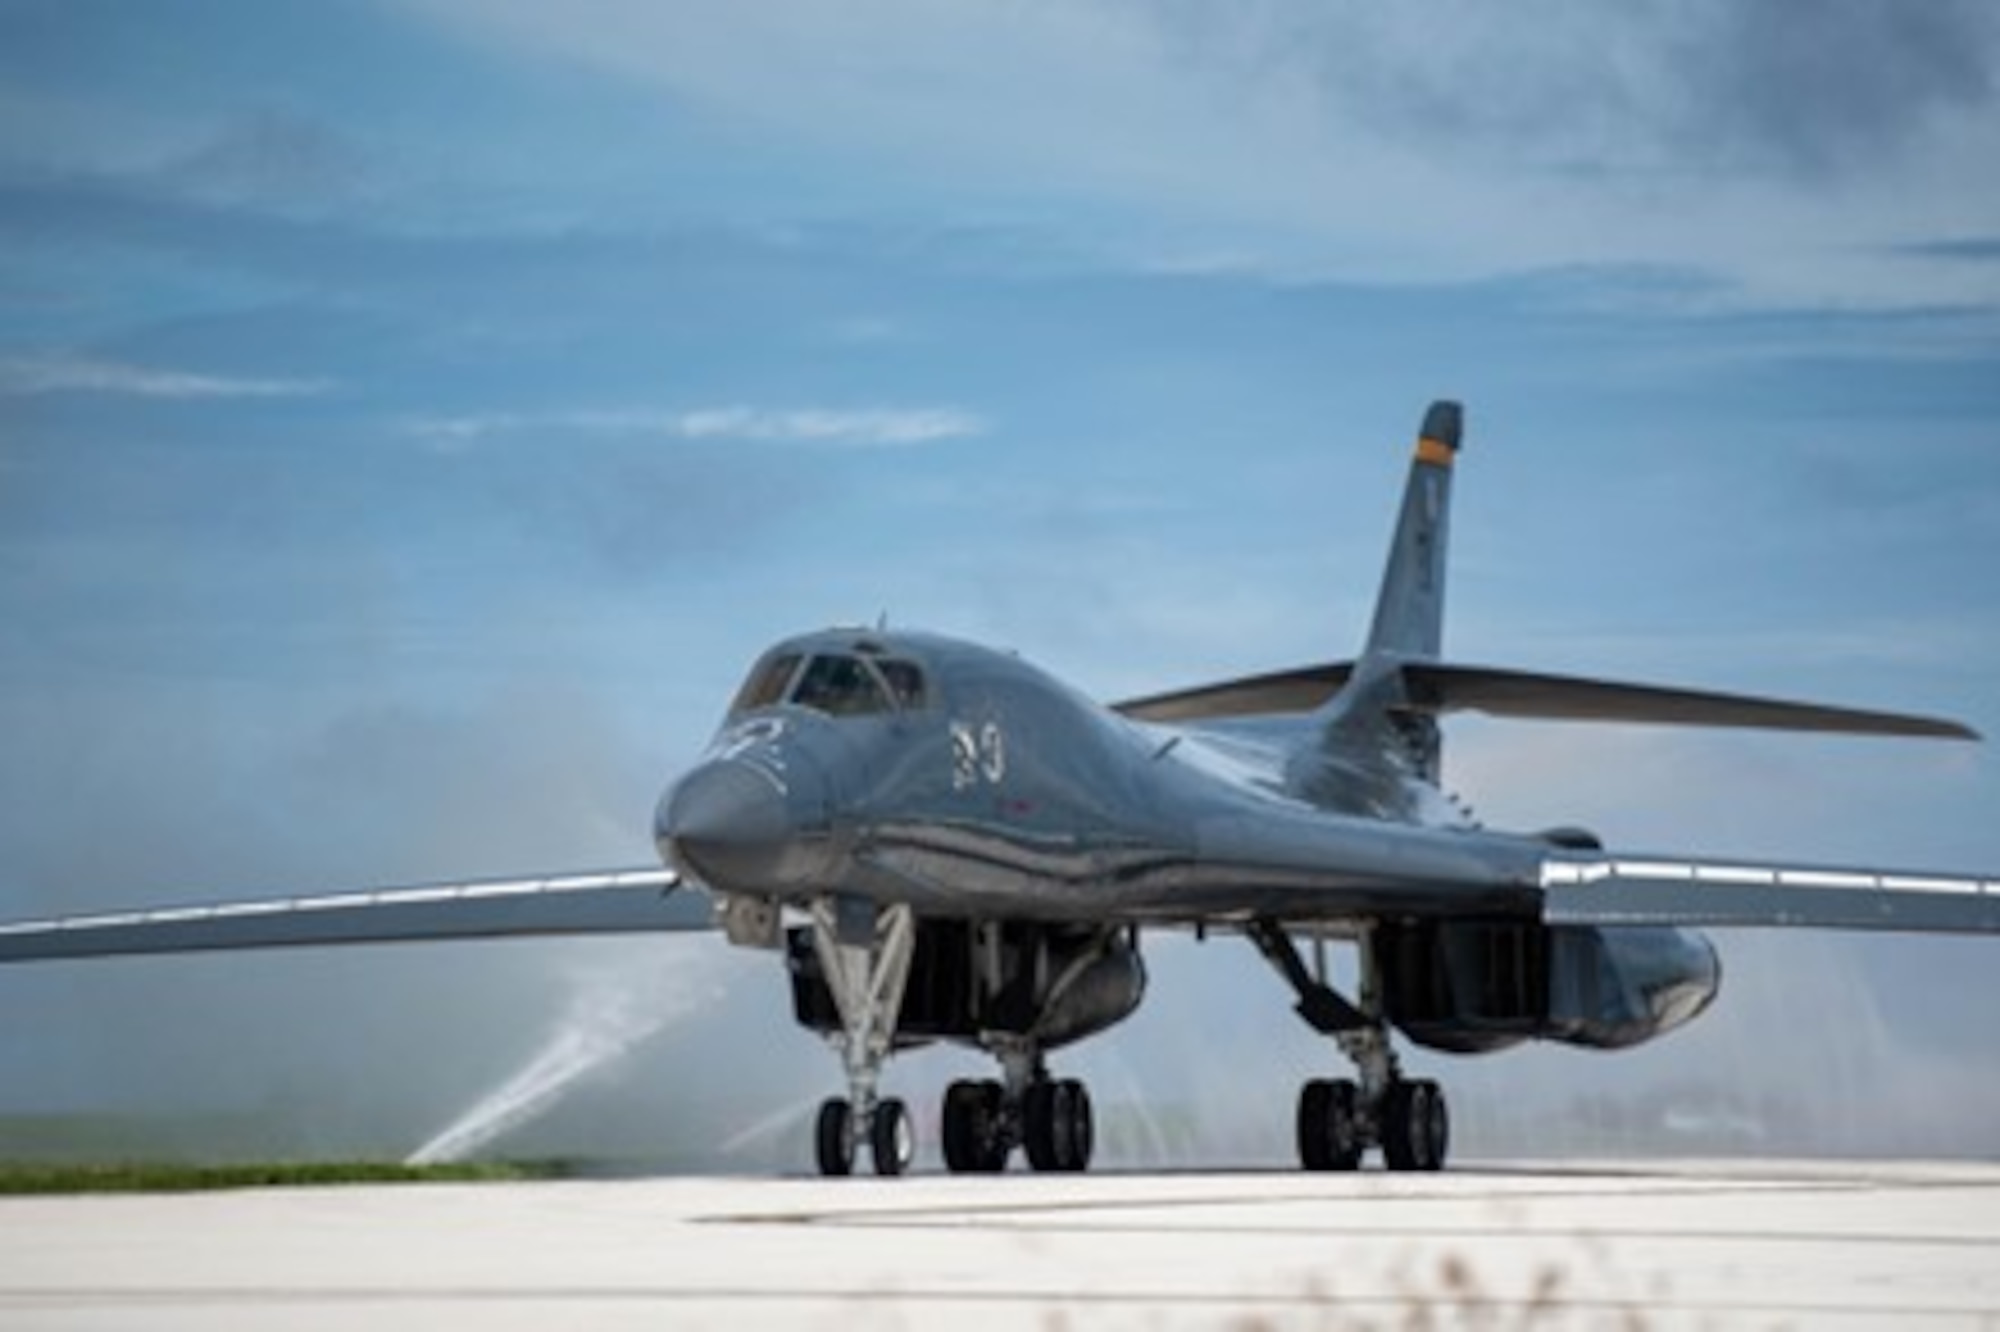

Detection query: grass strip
xmin=0 ymin=1160 xmax=562 ymax=1195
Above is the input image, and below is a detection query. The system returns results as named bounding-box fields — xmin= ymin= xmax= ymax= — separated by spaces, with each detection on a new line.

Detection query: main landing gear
xmin=1251 ymin=919 xmax=1451 ymax=1173
xmin=939 ymin=1044 xmax=1095 ymax=1174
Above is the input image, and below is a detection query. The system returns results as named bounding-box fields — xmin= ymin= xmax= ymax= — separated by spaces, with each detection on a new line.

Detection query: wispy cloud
xmin=821 ymin=316 xmax=908 ymax=346
xmin=406 ymin=404 xmax=986 ymax=449
xmin=414 ymin=1 xmax=2000 ymax=308
xmin=1900 ymin=237 xmax=2000 ymax=263
xmin=0 ymin=354 xmax=330 ymax=400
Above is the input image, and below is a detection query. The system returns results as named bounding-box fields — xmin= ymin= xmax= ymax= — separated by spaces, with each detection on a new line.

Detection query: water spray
xmin=406 ymin=950 xmax=716 ymax=1166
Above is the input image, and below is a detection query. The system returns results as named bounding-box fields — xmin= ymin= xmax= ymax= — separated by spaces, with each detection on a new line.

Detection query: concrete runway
xmin=4 ymin=1160 xmax=1998 ymax=1329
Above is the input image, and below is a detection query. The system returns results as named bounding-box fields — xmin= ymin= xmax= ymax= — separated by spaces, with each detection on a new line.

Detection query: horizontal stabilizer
xmin=1542 ymin=853 xmax=2000 ymax=934
xmin=0 ymin=868 xmax=714 ymax=964
xmin=1401 ymin=662 xmax=1978 ymax=739
xmin=1115 ymin=662 xmax=1356 ymax=723
xmin=1116 ymin=659 xmax=1976 ymax=740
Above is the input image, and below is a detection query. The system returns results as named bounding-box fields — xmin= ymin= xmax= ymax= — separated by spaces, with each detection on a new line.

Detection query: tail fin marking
xmin=1364 ymin=400 xmax=1462 ymax=660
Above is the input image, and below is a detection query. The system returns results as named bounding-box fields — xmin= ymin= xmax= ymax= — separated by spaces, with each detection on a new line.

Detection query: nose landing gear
xmin=809 ymin=897 xmax=918 ymax=1177
xmin=813 ymin=1094 xmax=915 ymax=1177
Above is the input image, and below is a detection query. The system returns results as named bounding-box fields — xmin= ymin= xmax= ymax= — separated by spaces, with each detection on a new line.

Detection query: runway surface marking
xmin=4 ymin=1160 xmax=1997 ymax=1329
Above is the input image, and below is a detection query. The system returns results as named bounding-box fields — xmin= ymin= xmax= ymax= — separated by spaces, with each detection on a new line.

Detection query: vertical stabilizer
xmin=1364 ymin=400 xmax=1461 ymax=660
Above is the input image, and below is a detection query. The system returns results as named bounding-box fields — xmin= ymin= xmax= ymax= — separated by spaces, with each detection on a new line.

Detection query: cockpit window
xmin=732 ymin=649 xmax=931 ymax=719
xmin=730 ymin=653 xmax=801 ymax=715
xmin=876 ymin=659 xmax=927 ymax=709
xmin=791 ymin=654 xmax=890 ymax=717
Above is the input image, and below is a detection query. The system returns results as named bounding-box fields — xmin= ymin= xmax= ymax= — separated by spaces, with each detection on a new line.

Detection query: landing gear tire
xmin=941 ymin=1080 xmax=978 ymax=1173
xmin=1023 ymin=1081 xmax=1058 ymax=1172
xmin=1296 ymin=1078 xmax=1363 ymax=1172
xmin=1064 ymin=1080 xmax=1095 ymax=1172
xmin=870 ymin=1097 xmax=914 ymax=1177
xmin=1417 ymin=1079 xmax=1450 ymax=1171
xmin=978 ymin=1080 xmax=1010 ymax=1172
xmin=815 ymin=1097 xmax=855 ymax=1177
xmin=1024 ymin=1078 xmax=1093 ymax=1173
xmin=942 ymin=1080 xmax=1009 ymax=1174
xmin=1381 ymin=1079 xmax=1448 ymax=1173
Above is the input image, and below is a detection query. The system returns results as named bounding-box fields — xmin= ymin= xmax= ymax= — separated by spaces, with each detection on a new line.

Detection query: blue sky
xmin=2 ymin=1 xmax=1998 ymax=1164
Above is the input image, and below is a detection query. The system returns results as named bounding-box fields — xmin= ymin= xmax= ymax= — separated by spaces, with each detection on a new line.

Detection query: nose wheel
xmin=814 ymin=1098 xmax=855 ymax=1177
xmin=814 ymin=1095 xmax=915 ymax=1177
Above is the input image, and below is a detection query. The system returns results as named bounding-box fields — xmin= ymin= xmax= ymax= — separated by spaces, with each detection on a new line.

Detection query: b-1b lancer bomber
xmin=4 ymin=401 xmax=1995 ymax=1177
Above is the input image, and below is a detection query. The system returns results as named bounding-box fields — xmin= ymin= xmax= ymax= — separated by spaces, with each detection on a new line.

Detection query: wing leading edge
xmin=1541 ymin=853 xmax=2000 ymax=934
xmin=0 ymin=868 xmax=715 ymax=964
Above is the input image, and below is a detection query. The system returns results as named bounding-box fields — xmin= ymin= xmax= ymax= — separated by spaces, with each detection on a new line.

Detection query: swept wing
xmin=1539 ymin=850 xmax=2000 ymax=934
xmin=0 ymin=867 xmax=713 ymax=964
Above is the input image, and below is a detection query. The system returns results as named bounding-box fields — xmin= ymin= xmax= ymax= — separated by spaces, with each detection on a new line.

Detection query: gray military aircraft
xmin=5 ymin=400 xmax=1995 ymax=1177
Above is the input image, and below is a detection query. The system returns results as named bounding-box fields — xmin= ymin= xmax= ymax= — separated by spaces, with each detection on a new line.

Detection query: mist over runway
xmin=4 ymin=1161 xmax=1997 ymax=1329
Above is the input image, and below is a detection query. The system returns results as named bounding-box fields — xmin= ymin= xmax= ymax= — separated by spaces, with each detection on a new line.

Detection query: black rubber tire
xmin=1048 ymin=1080 xmax=1079 ymax=1170
xmin=1407 ymin=1080 xmax=1438 ymax=1171
xmin=1380 ymin=1082 xmax=1416 ymax=1172
xmin=1023 ymin=1080 xmax=1059 ymax=1172
xmin=871 ymin=1097 xmax=914 ymax=1177
xmin=1297 ymin=1079 xmax=1362 ymax=1172
xmin=941 ymin=1080 xmax=981 ymax=1174
xmin=976 ymin=1080 xmax=1010 ymax=1173
xmin=1326 ymin=1079 xmax=1362 ymax=1171
xmin=1058 ymin=1079 xmax=1094 ymax=1173
xmin=815 ymin=1097 xmax=854 ymax=1178
xmin=1415 ymin=1078 xmax=1449 ymax=1172
xmin=1297 ymin=1079 xmax=1334 ymax=1171
xmin=1381 ymin=1081 xmax=1438 ymax=1172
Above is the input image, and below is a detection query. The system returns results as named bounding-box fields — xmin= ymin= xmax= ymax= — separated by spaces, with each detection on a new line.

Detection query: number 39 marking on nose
xmin=951 ymin=721 xmax=1006 ymax=791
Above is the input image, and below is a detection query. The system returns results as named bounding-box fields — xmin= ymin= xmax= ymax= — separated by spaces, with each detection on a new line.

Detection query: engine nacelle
xmin=1376 ymin=919 xmax=1720 ymax=1054
xmin=787 ymin=919 xmax=1146 ymax=1051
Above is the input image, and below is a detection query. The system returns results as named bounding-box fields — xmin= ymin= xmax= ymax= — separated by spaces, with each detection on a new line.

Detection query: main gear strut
xmin=1249 ymin=918 xmax=1449 ymax=1172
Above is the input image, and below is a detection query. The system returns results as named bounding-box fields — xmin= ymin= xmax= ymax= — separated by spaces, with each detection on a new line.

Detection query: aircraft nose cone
xmin=658 ymin=759 xmax=828 ymax=892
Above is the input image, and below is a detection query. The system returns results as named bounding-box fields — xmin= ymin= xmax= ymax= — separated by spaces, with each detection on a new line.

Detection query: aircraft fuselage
xmin=656 ymin=627 xmax=1721 ymax=1063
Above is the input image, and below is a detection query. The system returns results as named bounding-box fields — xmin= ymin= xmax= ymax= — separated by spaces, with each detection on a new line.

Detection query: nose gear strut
xmin=809 ymin=896 xmax=917 ymax=1176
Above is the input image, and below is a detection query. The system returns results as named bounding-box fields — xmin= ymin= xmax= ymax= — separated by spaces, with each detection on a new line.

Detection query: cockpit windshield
xmin=875 ymin=658 xmax=926 ymax=710
xmin=792 ymin=654 xmax=888 ymax=716
xmin=729 ymin=653 xmax=801 ymax=715
xmin=728 ymin=649 xmax=930 ymax=719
